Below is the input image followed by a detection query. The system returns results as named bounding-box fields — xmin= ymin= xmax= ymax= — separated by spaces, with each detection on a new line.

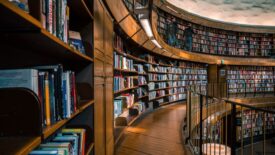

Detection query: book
xmin=9 ymin=0 xmax=29 ymax=12
xmin=52 ymin=135 xmax=79 ymax=155
xmin=69 ymin=31 xmax=85 ymax=54
xmin=0 ymin=69 xmax=39 ymax=95
xmin=29 ymin=150 xmax=59 ymax=155
xmin=39 ymin=142 xmax=72 ymax=155
xmin=61 ymin=128 xmax=86 ymax=155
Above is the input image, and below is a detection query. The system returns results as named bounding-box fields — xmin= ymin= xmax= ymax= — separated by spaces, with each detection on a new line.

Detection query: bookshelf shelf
xmin=138 ymin=95 xmax=148 ymax=99
xmin=114 ymin=68 xmax=138 ymax=74
xmin=0 ymin=1 xmax=42 ymax=30
xmin=138 ymin=84 xmax=148 ymax=86
xmin=114 ymin=48 xmax=147 ymax=63
xmin=149 ymin=87 xmax=173 ymax=92
xmin=43 ymin=100 xmax=94 ymax=139
xmin=147 ymin=61 xmax=172 ymax=67
xmin=149 ymin=94 xmax=170 ymax=101
xmin=114 ymin=86 xmax=138 ymax=96
xmin=149 ymin=80 xmax=171 ymax=82
xmin=138 ymin=73 xmax=147 ymax=75
xmin=0 ymin=136 xmax=41 ymax=155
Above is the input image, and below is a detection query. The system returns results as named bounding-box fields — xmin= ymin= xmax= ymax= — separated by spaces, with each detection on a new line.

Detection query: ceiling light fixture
xmin=139 ymin=18 xmax=153 ymax=38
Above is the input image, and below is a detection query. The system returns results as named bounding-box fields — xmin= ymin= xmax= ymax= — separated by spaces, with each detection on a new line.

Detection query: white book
xmin=62 ymin=71 xmax=71 ymax=118
xmin=0 ymin=69 xmax=38 ymax=95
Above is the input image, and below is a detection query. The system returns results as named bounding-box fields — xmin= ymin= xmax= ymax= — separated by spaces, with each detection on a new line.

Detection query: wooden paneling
xmin=94 ymin=0 xmax=114 ymax=154
xmin=94 ymin=54 xmax=105 ymax=77
xmin=94 ymin=0 xmax=104 ymax=50
xmin=103 ymin=6 xmax=114 ymax=155
xmin=105 ymin=78 xmax=114 ymax=155
xmin=94 ymin=77 xmax=106 ymax=155
xmin=104 ymin=11 xmax=114 ymax=58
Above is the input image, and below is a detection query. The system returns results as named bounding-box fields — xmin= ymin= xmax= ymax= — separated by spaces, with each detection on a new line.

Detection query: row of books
xmin=237 ymin=109 xmax=275 ymax=140
xmin=136 ymin=87 xmax=147 ymax=98
xmin=29 ymin=128 xmax=86 ymax=155
xmin=0 ymin=65 xmax=77 ymax=127
xmin=12 ymin=0 xmax=87 ymax=55
xmin=228 ymin=88 xmax=274 ymax=93
xmin=138 ymin=76 xmax=147 ymax=85
xmin=148 ymin=82 xmax=167 ymax=91
xmin=134 ymin=64 xmax=146 ymax=74
xmin=157 ymin=9 xmax=275 ymax=56
xmin=227 ymin=75 xmax=274 ymax=80
xmin=113 ymin=76 xmax=137 ymax=92
xmin=114 ymin=33 xmax=124 ymax=52
xmin=114 ymin=52 xmax=135 ymax=71
xmin=41 ymin=0 xmax=69 ymax=43
xmin=149 ymin=90 xmax=166 ymax=100
xmin=228 ymin=83 xmax=274 ymax=88
xmin=168 ymin=94 xmax=186 ymax=102
xmin=114 ymin=94 xmax=135 ymax=118
xmin=148 ymin=74 xmax=168 ymax=81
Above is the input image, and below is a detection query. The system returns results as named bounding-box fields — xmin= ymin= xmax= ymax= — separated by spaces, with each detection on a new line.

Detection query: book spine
xmin=46 ymin=0 xmax=53 ymax=34
xmin=62 ymin=72 xmax=68 ymax=118
xmin=38 ymin=72 xmax=46 ymax=127
xmin=44 ymin=72 xmax=51 ymax=126
xmin=66 ymin=71 xmax=71 ymax=118
xmin=49 ymin=73 xmax=56 ymax=124
xmin=52 ymin=0 xmax=56 ymax=36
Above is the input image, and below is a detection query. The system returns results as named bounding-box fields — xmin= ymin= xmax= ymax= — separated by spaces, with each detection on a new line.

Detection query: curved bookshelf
xmin=156 ymin=8 xmax=275 ymax=58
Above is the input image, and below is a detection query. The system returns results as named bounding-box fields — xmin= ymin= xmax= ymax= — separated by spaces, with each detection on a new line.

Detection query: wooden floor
xmin=115 ymin=103 xmax=191 ymax=155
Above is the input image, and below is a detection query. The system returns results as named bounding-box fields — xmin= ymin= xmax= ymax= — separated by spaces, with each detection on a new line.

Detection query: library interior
xmin=2 ymin=0 xmax=275 ymax=155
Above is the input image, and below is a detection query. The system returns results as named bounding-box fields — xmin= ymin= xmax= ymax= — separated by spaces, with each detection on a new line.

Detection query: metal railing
xmin=186 ymin=84 xmax=275 ymax=155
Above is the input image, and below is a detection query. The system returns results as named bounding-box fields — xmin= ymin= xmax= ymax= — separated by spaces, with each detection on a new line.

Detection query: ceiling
xmin=167 ymin=0 xmax=275 ymax=26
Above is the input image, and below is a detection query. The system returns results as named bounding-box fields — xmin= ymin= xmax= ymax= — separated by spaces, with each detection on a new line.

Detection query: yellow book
xmin=45 ymin=72 xmax=51 ymax=126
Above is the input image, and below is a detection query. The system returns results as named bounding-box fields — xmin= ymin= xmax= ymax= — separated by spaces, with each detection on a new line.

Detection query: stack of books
xmin=29 ymin=128 xmax=86 ymax=155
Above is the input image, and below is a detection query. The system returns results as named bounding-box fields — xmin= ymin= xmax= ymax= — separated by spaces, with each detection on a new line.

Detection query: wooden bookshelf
xmin=157 ymin=8 xmax=275 ymax=57
xmin=0 ymin=0 xmax=95 ymax=154
xmin=43 ymin=100 xmax=95 ymax=139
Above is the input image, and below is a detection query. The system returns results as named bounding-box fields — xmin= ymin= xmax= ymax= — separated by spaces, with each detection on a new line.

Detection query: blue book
xmin=29 ymin=149 xmax=58 ymax=155
xmin=0 ymin=69 xmax=38 ymax=95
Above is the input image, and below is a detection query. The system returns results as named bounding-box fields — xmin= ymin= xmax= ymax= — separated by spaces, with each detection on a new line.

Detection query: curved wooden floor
xmin=115 ymin=103 xmax=191 ymax=155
